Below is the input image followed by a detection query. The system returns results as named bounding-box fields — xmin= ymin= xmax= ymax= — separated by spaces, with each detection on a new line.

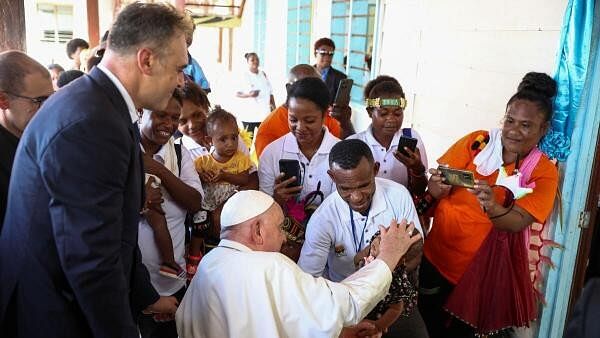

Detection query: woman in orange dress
xmin=419 ymin=72 xmax=559 ymax=337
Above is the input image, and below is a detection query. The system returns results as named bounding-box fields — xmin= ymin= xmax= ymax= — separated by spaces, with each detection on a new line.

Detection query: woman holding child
xmin=419 ymin=72 xmax=559 ymax=337
xmin=137 ymin=90 xmax=204 ymax=338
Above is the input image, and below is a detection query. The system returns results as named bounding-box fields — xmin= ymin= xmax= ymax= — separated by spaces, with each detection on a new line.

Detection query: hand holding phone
xmin=334 ymin=79 xmax=353 ymax=107
xmin=278 ymin=159 xmax=302 ymax=188
xmin=397 ymin=136 xmax=418 ymax=157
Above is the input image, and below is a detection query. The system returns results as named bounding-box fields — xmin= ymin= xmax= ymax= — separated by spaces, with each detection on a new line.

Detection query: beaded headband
xmin=365 ymin=97 xmax=407 ymax=109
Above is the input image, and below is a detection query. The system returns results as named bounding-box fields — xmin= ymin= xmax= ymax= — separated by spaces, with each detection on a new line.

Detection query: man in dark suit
xmin=313 ymin=37 xmax=348 ymax=105
xmin=0 ymin=3 xmax=190 ymax=338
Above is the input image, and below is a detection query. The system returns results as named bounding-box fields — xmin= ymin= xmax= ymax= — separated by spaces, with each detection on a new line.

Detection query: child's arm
xmin=374 ymin=301 xmax=404 ymax=333
xmin=403 ymin=240 xmax=423 ymax=273
xmin=239 ymin=172 xmax=259 ymax=190
xmin=216 ymin=169 xmax=251 ymax=186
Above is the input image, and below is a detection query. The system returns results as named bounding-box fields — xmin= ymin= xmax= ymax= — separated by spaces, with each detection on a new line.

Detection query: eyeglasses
xmin=5 ymin=91 xmax=52 ymax=107
xmin=316 ymin=50 xmax=335 ymax=56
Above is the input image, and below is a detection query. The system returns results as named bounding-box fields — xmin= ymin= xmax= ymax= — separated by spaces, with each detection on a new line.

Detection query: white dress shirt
xmin=138 ymin=143 xmax=203 ymax=295
xmin=258 ymin=129 xmax=340 ymax=203
xmin=298 ymin=177 xmax=423 ymax=282
xmin=97 ymin=64 xmax=138 ymax=123
xmin=175 ymin=239 xmax=392 ymax=338
xmin=347 ymin=126 xmax=428 ymax=186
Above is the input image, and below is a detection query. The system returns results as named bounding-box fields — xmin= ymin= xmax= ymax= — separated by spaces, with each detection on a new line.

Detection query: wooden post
xmin=86 ymin=0 xmax=100 ymax=46
xmin=173 ymin=0 xmax=185 ymax=11
xmin=218 ymin=28 xmax=223 ymax=63
xmin=228 ymin=28 xmax=233 ymax=71
xmin=0 ymin=0 xmax=26 ymax=51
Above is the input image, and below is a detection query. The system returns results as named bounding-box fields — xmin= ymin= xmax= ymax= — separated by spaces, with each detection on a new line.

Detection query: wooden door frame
xmin=566 ymin=126 xmax=600 ymax=319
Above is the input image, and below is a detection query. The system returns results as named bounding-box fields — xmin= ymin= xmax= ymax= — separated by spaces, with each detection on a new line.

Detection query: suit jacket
xmin=323 ymin=66 xmax=347 ymax=104
xmin=0 ymin=68 xmax=159 ymax=338
xmin=565 ymin=278 xmax=600 ymax=338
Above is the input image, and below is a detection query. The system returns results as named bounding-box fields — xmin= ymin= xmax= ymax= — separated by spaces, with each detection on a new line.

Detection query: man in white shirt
xmin=176 ymin=190 xmax=421 ymax=338
xmin=298 ymin=139 xmax=426 ymax=336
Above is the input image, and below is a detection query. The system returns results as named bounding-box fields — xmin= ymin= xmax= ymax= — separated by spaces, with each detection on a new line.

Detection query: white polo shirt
xmin=298 ymin=177 xmax=423 ymax=282
xmin=138 ymin=142 xmax=204 ymax=295
xmin=258 ymin=129 xmax=340 ymax=203
xmin=347 ymin=126 xmax=428 ymax=186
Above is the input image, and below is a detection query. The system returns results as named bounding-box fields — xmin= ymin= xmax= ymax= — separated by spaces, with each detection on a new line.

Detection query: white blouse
xmin=258 ymin=129 xmax=340 ymax=204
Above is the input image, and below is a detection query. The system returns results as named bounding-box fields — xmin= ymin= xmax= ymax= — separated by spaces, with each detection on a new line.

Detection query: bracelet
xmin=488 ymin=204 xmax=514 ymax=220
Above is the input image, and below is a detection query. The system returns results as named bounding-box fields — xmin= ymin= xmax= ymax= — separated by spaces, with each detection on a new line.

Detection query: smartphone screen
xmin=397 ymin=136 xmax=418 ymax=156
xmin=438 ymin=167 xmax=475 ymax=188
xmin=279 ymin=159 xmax=302 ymax=187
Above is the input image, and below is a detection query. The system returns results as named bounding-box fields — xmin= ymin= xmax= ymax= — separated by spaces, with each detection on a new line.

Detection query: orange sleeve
xmin=325 ymin=116 xmax=342 ymax=138
xmin=516 ymin=157 xmax=559 ymax=223
xmin=438 ymin=130 xmax=487 ymax=169
xmin=255 ymin=106 xmax=289 ymax=158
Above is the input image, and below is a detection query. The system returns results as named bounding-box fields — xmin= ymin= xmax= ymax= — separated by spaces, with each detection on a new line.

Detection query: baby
xmin=195 ymin=106 xmax=253 ymax=215
xmin=353 ymin=229 xmax=422 ymax=333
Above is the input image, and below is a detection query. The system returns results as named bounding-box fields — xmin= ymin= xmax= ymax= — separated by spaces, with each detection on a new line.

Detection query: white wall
xmin=25 ymin=0 xmax=89 ymax=68
xmin=375 ymin=0 xmax=566 ymax=165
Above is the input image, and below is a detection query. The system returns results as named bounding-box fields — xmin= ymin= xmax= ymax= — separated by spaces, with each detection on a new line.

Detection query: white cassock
xmin=176 ymin=239 xmax=392 ymax=338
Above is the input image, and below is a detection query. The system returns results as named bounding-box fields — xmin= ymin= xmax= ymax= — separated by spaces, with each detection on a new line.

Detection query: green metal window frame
xmin=253 ymin=0 xmax=267 ymax=60
xmin=330 ymin=0 xmax=379 ymax=104
xmin=287 ymin=0 xmax=313 ymax=71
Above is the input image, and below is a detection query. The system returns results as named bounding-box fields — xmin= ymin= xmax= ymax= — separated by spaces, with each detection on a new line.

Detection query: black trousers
xmin=418 ymin=257 xmax=477 ymax=338
xmin=138 ymin=286 xmax=186 ymax=338
xmin=242 ymin=121 xmax=261 ymax=136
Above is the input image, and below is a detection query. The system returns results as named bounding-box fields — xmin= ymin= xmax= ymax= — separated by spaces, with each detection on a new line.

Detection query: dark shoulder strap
xmin=174 ymin=141 xmax=182 ymax=176
xmin=402 ymin=128 xmax=412 ymax=138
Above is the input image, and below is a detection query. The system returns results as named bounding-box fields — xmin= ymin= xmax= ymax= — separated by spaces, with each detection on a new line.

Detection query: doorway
xmin=566 ymin=126 xmax=600 ymax=320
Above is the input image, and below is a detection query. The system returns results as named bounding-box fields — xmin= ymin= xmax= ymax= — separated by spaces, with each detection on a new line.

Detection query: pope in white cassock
xmin=175 ymin=190 xmax=421 ymax=338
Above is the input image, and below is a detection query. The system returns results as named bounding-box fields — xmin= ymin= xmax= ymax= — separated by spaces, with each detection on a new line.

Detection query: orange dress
xmin=254 ymin=105 xmax=342 ymax=158
xmin=423 ymin=130 xmax=558 ymax=285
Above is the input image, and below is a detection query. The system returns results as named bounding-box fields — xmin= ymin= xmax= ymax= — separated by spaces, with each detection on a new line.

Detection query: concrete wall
xmin=375 ymin=0 xmax=566 ymax=165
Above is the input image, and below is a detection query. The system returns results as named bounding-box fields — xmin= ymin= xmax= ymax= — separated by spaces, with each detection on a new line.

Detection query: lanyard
xmin=349 ymin=206 xmax=370 ymax=252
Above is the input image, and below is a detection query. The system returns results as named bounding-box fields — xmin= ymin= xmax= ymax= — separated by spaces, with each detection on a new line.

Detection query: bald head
xmin=0 ymin=51 xmax=49 ymax=94
xmin=288 ymin=64 xmax=320 ymax=83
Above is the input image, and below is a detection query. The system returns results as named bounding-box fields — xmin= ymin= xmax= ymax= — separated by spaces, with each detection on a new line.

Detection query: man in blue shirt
xmin=184 ymin=22 xmax=210 ymax=93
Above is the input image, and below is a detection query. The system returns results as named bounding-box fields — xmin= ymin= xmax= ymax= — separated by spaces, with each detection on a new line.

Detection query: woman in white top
xmin=236 ymin=52 xmax=275 ymax=134
xmin=259 ymin=77 xmax=340 ymax=212
xmin=348 ymin=76 xmax=428 ymax=196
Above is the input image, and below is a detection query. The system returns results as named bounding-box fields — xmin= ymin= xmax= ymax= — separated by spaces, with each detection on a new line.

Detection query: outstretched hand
xmin=376 ymin=219 xmax=422 ymax=272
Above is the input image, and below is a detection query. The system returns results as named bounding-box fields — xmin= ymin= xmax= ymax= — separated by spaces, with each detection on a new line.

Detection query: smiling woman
xmin=258 ymin=77 xmax=340 ymax=209
xmin=419 ymin=72 xmax=560 ymax=337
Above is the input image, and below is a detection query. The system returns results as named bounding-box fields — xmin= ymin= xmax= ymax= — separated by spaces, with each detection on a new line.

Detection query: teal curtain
xmin=540 ymin=0 xmax=594 ymax=161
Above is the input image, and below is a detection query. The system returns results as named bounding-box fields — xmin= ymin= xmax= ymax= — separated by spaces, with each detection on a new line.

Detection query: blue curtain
xmin=540 ymin=0 xmax=594 ymax=161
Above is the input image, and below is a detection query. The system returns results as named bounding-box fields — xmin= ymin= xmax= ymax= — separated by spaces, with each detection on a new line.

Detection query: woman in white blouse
xmin=259 ymin=77 xmax=340 ymax=210
xmin=348 ymin=76 xmax=428 ymax=196
xmin=236 ymin=52 xmax=275 ymax=134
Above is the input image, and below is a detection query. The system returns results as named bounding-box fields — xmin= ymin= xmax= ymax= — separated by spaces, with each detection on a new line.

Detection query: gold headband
xmin=365 ymin=97 xmax=407 ymax=109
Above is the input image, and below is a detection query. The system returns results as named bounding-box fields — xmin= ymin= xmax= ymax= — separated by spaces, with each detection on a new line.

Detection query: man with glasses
xmin=0 ymin=3 xmax=188 ymax=337
xmin=0 ymin=50 xmax=53 ymax=224
xmin=314 ymin=37 xmax=347 ymax=104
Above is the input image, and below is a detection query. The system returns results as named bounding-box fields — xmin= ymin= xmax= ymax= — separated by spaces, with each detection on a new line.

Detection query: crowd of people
xmin=2 ymin=2 xmax=592 ymax=338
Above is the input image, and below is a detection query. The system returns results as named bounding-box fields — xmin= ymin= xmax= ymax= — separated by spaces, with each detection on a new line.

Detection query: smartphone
xmin=334 ymin=79 xmax=353 ymax=107
xmin=279 ymin=159 xmax=302 ymax=187
xmin=438 ymin=167 xmax=475 ymax=188
xmin=397 ymin=136 xmax=418 ymax=156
